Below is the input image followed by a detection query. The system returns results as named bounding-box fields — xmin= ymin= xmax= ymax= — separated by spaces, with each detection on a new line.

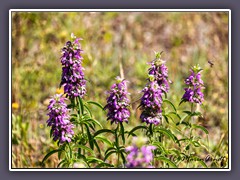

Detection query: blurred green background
xmin=11 ymin=11 xmax=229 ymax=168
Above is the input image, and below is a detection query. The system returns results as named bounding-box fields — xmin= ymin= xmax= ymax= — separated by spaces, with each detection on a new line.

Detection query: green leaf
xmin=73 ymin=144 xmax=95 ymax=155
xmin=67 ymin=142 xmax=72 ymax=159
xmin=105 ymin=147 xmax=116 ymax=155
xmin=94 ymin=129 xmax=115 ymax=137
xmin=84 ymin=124 xmax=94 ymax=149
xmin=148 ymin=124 xmax=153 ymax=136
xmin=168 ymin=149 xmax=181 ymax=157
xmin=178 ymin=138 xmax=190 ymax=142
xmin=58 ymin=150 xmax=62 ymax=160
xmin=124 ymin=131 xmax=137 ymax=137
xmin=87 ymin=157 xmax=104 ymax=164
xmin=83 ymin=105 xmax=93 ymax=117
xmin=95 ymin=136 xmax=112 ymax=146
xmin=67 ymin=104 xmax=74 ymax=109
xmin=152 ymin=141 xmax=168 ymax=154
xmin=179 ymin=114 xmax=190 ymax=124
xmin=77 ymin=142 xmax=82 ymax=158
xmin=119 ymin=147 xmax=127 ymax=153
xmin=57 ymin=159 xmax=67 ymax=168
xmin=156 ymin=156 xmax=178 ymax=168
xmin=154 ymin=127 xmax=178 ymax=143
xmin=120 ymin=151 xmax=126 ymax=165
xmin=70 ymin=114 xmax=78 ymax=117
xmin=163 ymin=91 xmax=168 ymax=99
xmin=168 ymin=111 xmax=181 ymax=120
xmin=93 ymin=140 xmax=101 ymax=155
xmin=179 ymin=99 xmax=186 ymax=106
xmin=42 ymin=149 xmax=63 ymax=166
xmin=70 ymin=117 xmax=77 ymax=123
xmin=191 ymin=111 xmax=202 ymax=117
xmin=83 ymin=118 xmax=103 ymax=129
xmin=77 ymin=154 xmax=87 ymax=162
xmin=192 ymin=124 xmax=209 ymax=135
xmin=192 ymin=141 xmax=201 ymax=147
xmin=128 ymin=125 xmax=147 ymax=137
xmin=165 ymin=114 xmax=174 ymax=122
xmin=182 ymin=111 xmax=202 ymax=118
xmin=104 ymin=151 xmax=116 ymax=161
xmin=176 ymin=121 xmax=191 ymax=127
xmin=77 ymin=97 xmax=84 ymax=115
xmin=183 ymin=111 xmax=192 ymax=115
xmin=87 ymin=101 xmax=104 ymax=110
xmin=162 ymin=115 xmax=169 ymax=124
xmin=58 ymin=144 xmax=66 ymax=160
xmin=88 ymin=122 xmax=95 ymax=131
xmin=163 ymin=99 xmax=177 ymax=112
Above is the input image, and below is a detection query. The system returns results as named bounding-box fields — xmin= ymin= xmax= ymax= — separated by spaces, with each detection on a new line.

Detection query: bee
xmin=208 ymin=60 xmax=214 ymax=68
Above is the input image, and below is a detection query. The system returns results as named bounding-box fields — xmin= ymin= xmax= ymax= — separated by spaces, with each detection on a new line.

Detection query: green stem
xmin=117 ymin=153 xmax=120 ymax=168
xmin=115 ymin=124 xmax=119 ymax=147
xmin=67 ymin=142 xmax=72 ymax=159
xmin=187 ymin=103 xmax=194 ymax=168
xmin=190 ymin=103 xmax=194 ymax=138
xmin=191 ymin=103 xmax=194 ymax=113
xmin=77 ymin=97 xmax=81 ymax=115
xmin=80 ymin=124 xmax=83 ymax=132
xmin=80 ymin=124 xmax=85 ymax=155
xmin=77 ymin=96 xmax=85 ymax=157
xmin=148 ymin=124 xmax=154 ymax=143
xmin=115 ymin=124 xmax=120 ymax=167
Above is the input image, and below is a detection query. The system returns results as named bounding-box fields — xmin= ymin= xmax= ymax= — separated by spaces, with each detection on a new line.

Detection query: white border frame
xmin=9 ymin=9 xmax=231 ymax=171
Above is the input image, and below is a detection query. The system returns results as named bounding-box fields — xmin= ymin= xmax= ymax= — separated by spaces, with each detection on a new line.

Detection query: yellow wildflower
xmin=12 ymin=102 xmax=19 ymax=109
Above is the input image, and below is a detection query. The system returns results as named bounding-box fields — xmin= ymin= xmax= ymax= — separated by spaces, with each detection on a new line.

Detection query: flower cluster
xmin=140 ymin=52 xmax=169 ymax=125
xmin=104 ymin=77 xmax=130 ymax=124
xmin=182 ymin=64 xmax=204 ymax=104
xmin=125 ymin=137 xmax=156 ymax=168
xmin=47 ymin=94 xmax=74 ymax=143
xmin=140 ymin=80 xmax=163 ymax=125
xmin=148 ymin=55 xmax=170 ymax=93
xmin=60 ymin=33 xmax=86 ymax=98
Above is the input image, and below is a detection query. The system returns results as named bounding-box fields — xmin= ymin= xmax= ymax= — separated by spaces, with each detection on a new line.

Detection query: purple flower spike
xmin=140 ymin=81 xmax=162 ymax=125
xmin=125 ymin=137 xmax=156 ymax=168
xmin=182 ymin=64 xmax=204 ymax=104
xmin=47 ymin=94 xmax=74 ymax=143
xmin=148 ymin=55 xmax=170 ymax=93
xmin=104 ymin=77 xmax=130 ymax=124
xmin=140 ymin=52 xmax=171 ymax=125
xmin=60 ymin=33 xmax=86 ymax=98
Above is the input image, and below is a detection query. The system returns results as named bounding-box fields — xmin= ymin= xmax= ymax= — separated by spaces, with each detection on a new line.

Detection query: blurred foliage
xmin=11 ymin=11 xmax=229 ymax=168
